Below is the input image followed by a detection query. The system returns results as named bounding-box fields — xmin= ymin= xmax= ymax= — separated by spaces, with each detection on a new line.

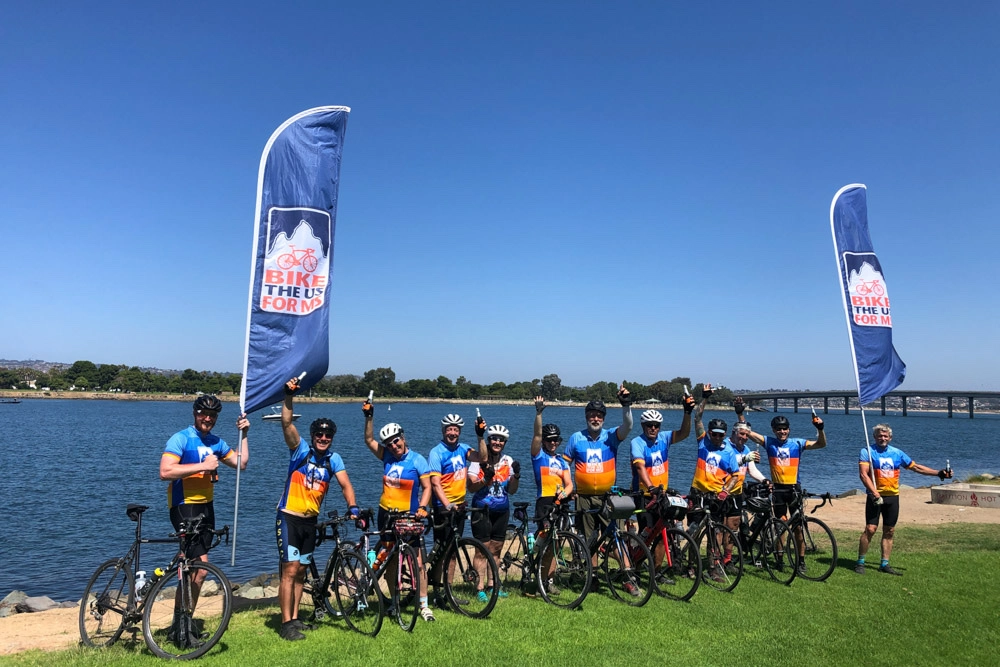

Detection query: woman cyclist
xmin=468 ymin=423 xmax=519 ymax=601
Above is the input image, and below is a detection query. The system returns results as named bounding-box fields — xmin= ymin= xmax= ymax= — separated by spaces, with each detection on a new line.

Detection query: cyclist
xmin=530 ymin=397 xmax=573 ymax=594
xmin=159 ymin=394 xmax=249 ymax=647
xmin=856 ymin=423 xmax=952 ymax=576
xmin=362 ymin=403 xmax=435 ymax=621
xmin=276 ymin=377 xmax=359 ymax=641
xmin=727 ymin=400 xmax=768 ymax=536
xmin=427 ymin=413 xmax=488 ymax=608
xmin=468 ymin=424 xmax=519 ymax=601
xmin=629 ymin=399 xmax=694 ymax=532
xmin=744 ymin=403 xmax=826 ymax=575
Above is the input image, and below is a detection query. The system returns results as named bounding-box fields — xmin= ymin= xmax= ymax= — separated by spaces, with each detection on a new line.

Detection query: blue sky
xmin=2 ymin=2 xmax=997 ymax=390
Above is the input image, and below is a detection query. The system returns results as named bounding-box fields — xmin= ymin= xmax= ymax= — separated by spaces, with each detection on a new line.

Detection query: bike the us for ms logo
xmin=843 ymin=252 xmax=892 ymax=328
xmin=260 ymin=207 xmax=331 ymax=315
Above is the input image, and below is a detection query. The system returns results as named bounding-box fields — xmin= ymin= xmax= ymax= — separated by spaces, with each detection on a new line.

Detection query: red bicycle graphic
xmin=276 ymin=245 xmax=319 ymax=273
xmin=854 ymin=279 xmax=884 ymax=297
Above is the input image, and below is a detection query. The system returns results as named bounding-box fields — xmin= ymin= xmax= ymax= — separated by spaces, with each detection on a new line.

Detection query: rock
xmin=836 ymin=489 xmax=864 ymax=498
xmin=201 ymin=579 xmax=219 ymax=596
xmin=236 ymin=586 xmax=266 ymax=600
xmin=23 ymin=596 xmax=58 ymax=612
xmin=1 ymin=590 xmax=27 ymax=605
xmin=263 ymin=585 xmax=278 ymax=598
xmin=981 ymin=473 xmax=996 ymax=480
xmin=58 ymin=601 xmax=78 ymax=608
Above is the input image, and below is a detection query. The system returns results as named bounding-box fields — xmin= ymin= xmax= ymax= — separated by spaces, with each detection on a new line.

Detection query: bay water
xmin=1 ymin=399 xmax=995 ymax=601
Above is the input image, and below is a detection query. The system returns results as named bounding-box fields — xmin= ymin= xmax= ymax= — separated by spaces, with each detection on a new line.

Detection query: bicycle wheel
xmin=392 ymin=543 xmax=419 ymax=632
xmin=651 ymin=528 xmax=700 ymax=602
xmin=536 ymin=530 xmax=591 ymax=609
xmin=696 ymin=523 xmax=743 ymax=593
xmin=796 ymin=516 xmax=838 ymax=582
xmin=603 ymin=531 xmax=654 ymax=607
xmin=444 ymin=537 xmax=498 ymax=618
xmin=79 ymin=558 xmax=134 ymax=647
xmin=761 ymin=518 xmax=799 ymax=586
xmin=142 ymin=561 xmax=232 ymax=660
xmin=332 ymin=550 xmax=384 ymax=637
xmin=498 ymin=529 xmax=530 ymax=592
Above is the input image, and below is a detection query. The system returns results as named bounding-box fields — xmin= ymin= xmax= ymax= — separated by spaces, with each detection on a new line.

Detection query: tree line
xmin=1 ymin=362 xmax=735 ymax=406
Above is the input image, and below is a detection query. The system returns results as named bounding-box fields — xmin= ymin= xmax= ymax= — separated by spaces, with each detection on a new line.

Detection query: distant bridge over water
xmin=740 ymin=390 xmax=1000 ymax=419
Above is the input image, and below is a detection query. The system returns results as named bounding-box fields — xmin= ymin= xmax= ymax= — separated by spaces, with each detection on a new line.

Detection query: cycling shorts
xmin=170 ymin=502 xmax=215 ymax=559
xmin=276 ymin=511 xmax=317 ymax=564
xmin=471 ymin=507 xmax=509 ymax=542
xmin=432 ymin=504 xmax=467 ymax=546
xmin=865 ymin=495 xmax=900 ymax=528
xmin=771 ymin=483 xmax=800 ymax=519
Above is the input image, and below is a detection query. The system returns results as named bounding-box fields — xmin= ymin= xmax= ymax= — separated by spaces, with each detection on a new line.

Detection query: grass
xmin=964 ymin=474 xmax=1000 ymax=484
xmin=4 ymin=524 xmax=998 ymax=667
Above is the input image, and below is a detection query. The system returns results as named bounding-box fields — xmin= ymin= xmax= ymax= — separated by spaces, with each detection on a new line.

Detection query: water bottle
xmin=946 ymin=459 xmax=952 ymax=475
xmin=134 ymin=571 xmax=147 ymax=602
xmin=527 ymin=533 xmax=535 ymax=552
xmin=367 ymin=549 xmax=377 ymax=567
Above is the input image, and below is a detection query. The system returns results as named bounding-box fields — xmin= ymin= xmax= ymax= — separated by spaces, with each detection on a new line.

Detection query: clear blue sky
xmin=2 ymin=2 xmax=997 ymax=390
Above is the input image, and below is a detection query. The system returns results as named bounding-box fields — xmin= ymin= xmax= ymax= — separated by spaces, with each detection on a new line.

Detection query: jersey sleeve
xmin=900 ymin=450 xmax=914 ymax=469
xmin=468 ymin=462 xmax=483 ymax=482
xmin=414 ymin=453 xmax=431 ymax=479
xmin=630 ymin=437 xmax=645 ymax=464
xmin=427 ymin=447 xmax=443 ymax=475
xmin=859 ymin=448 xmax=872 ymax=464
xmin=329 ymin=453 xmax=346 ymax=474
xmin=163 ymin=432 xmax=186 ymax=460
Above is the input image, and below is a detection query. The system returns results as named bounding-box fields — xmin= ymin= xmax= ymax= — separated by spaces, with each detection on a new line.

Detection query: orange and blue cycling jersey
xmin=163 ymin=426 xmax=233 ymax=507
xmin=860 ymin=444 xmax=913 ymax=496
xmin=630 ymin=431 xmax=676 ymax=493
xmin=469 ymin=456 xmax=514 ymax=511
xmin=277 ymin=439 xmax=344 ymax=518
xmin=380 ymin=448 xmax=431 ymax=512
xmin=563 ymin=428 xmax=622 ymax=496
xmin=532 ymin=451 xmax=570 ymax=498
xmin=765 ymin=437 xmax=806 ymax=485
xmin=691 ymin=436 xmax=740 ymax=494
xmin=727 ymin=439 xmax=753 ymax=494
xmin=428 ymin=441 xmax=473 ymax=507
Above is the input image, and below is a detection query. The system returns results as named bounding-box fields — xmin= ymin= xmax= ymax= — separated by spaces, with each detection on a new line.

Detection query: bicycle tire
xmin=761 ymin=518 xmax=799 ymax=586
xmin=498 ymin=529 xmax=530 ymax=592
xmin=536 ymin=530 xmax=592 ymax=609
xmin=142 ymin=561 xmax=232 ymax=660
xmin=696 ymin=523 xmax=744 ymax=593
xmin=277 ymin=253 xmax=295 ymax=269
xmin=392 ymin=543 xmax=419 ymax=632
xmin=332 ymin=550 xmax=384 ymax=637
xmin=302 ymin=254 xmax=319 ymax=272
xmin=79 ymin=558 xmax=134 ymax=647
xmin=651 ymin=528 xmax=701 ymax=602
xmin=603 ymin=530 xmax=654 ymax=607
xmin=796 ymin=516 xmax=838 ymax=582
xmin=444 ymin=537 xmax=499 ymax=618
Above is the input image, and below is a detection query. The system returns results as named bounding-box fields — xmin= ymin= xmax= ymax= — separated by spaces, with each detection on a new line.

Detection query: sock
xmin=880 ymin=559 xmax=889 ymax=568
xmin=857 ymin=557 xmax=865 ymax=565
xmin=419 ymin=595 xmax=428 ymax=608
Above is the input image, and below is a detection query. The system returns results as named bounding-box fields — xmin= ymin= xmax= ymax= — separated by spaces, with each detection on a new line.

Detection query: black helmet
xmin=310 ymin=418 xmax=337 ymax=437
xmin=584 ymin=400 xmax=607 ymax=416
xmin=541 ymin=424 xmax=562 ymax=440
xmin=771 ymin=415 xmax=790 ymax=429
xmin=707 ymin=418 xmax=728 ymax=434
xmin=193 ymin=394 xmax=222 ymax=412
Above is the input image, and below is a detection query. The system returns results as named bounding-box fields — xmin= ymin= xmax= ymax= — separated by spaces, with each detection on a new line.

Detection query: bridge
xmin=739 ymin=390 xmax=1000 ymax=418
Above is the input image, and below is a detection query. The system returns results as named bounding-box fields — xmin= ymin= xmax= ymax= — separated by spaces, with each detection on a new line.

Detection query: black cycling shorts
xmin=722 ymin=493 xmax=744 ymax=518
xmin=276 ymin=511 xmax=318 ymax=564
xmin=471 ymin=507 xmax=509 ymax=542
xmin=170 ymin=502 xmax=215 ymax=559
xmin=432 ymin=504 xmax=467 ymax=545
xmin=771 ymin=483 xmax=800 ymax=519
xmin=865 ymin=495 xmax=901 ymax=528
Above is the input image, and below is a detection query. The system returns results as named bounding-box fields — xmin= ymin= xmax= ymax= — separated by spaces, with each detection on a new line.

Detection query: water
xmin=1 ymin=399 xmax=995 ymax=601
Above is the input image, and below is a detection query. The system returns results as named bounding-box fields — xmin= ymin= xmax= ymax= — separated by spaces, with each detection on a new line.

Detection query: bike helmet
xmin=441 ymin=413 xmax=465 ymax=432
xmin=379 ymin=422 xmax=404 ymax=443
xmin=584 ymin=400 xmax=607 ymax=416
xmin=733 ymin=421 xmax=752 ymax=433
xmin=486 ymin=424 xmax=510 ymax=441
xmin=771 ymin=415 xmax=790 ymax=430
xmin=640 ymin=409 xmax=663 ymax=424
xmin=541 ymin=424 xmax=562 ymax=440
xmin=707 ymin=418 xmax=728 ymax=434
xmin=193 ymin=394 xmax=222 ymax=413
xmin=310 ymin=418 xmax=337 ymax=437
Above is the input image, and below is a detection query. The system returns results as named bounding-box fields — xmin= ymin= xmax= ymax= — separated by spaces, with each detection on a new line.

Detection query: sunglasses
xmin=314 ymin=431 xmax=334 ymax=440
xmin=488 ymin=436 xmax=507 ymax=442
xmin=196 ymin=410 xmax=219 ymax=417
xmin=385 ymin=436 xmax=403 ymax=446
xmin=544 ymin=437 xmax=562 ymax=443
xmin=643 ymin=423 xmax=661 ymax=429
xmin=774 ymin=426 xmax=790 ymax=432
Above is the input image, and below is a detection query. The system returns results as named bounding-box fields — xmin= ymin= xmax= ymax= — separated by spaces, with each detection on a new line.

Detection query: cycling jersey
xmin=277 ymin=439 xmax=344 ymax=517
xmin=630 ymin=431 xmax=676 ymax=493
xmin=563 ymin=428 xmax=622 ymax=496
xmin=428 ymin=441 xmax=474 ymax=507
xmin=468 ymin=455 xmax=515 ymax=511
xmin=860 ymin=444 xmax=914 ymax=496
xmin=765 ymin=437 xmax=807 ymax=485
xmin=380 ymin=448 xmax=431 ymax=512
xmin=532 ymin=450 xmax=570 ymax=498
xmin=691 ymin=435 xmax=740 ymax=494
xmin=727 ymin=438 xmax=752 ymax=494
xmin=162 ymin=426 xmax=234 ymax=507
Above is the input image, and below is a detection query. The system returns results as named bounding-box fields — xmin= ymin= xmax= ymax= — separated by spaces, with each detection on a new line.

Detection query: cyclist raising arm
xmin=530 ymin=397 xmax=573 ymax=518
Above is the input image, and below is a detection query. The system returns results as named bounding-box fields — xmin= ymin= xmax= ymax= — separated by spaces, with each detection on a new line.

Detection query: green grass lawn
xmin=5 ymin=524 xmax=998 ymax=667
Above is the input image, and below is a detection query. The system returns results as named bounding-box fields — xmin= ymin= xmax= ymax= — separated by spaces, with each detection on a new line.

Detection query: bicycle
xmin=497 ymin=500 xmax=592 ymax=609
xmin=633 ymin=489 xmax=701 ymax=601
xmin=276 ymin=245 xmax=319 ymax=272
xmin=738 ymin=484 xmax=800 ymax=586
xmin=354 ymin=510 xmax=427 ymax=632
xmin=572 ymin=489 xmax=655 ymax=606
xmin=687 ymin=492 xmax=744 ymax=593
xmin=302 ymin=508 xmax=383 ymax=637
xmin=425 ymin=505 xmax=500 ymax=618
xmin=783 ymin=486 xmax=838 ymax=582
xmin=79 ymin=504 xmax=233 ymax=660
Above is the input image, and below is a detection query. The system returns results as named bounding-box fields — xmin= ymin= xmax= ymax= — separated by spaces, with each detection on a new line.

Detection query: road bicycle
xmin=424 ymin=505 xmax=500 ymax=618
xmin=79 ymin=504 xmax=232 ymax=660
xmin=687 ymin=492 xmax=744 ymax=593
xmin=497 ymin=500 xmax=592 ymax=609
xmin=302 ymin=509 xmax=383 ymax=637
xmin=633 ymin=489 xmax=701 ymax=601
xmin=783 ymin=486 xmax=838 ymax=582
xmin=354 ymin=510 xmax=427 ymax=632
xmin=738 ymin=484 xmax=800 ymax=586
xmin=276 ymin=245 xmax=319 ymax=272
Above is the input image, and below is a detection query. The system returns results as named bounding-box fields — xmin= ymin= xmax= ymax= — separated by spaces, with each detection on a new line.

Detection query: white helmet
xmin=486 ymin=424 xmax=510 ymax=441
xmin=441 ymin=414 xmax=464 ymax=432
xmin=379 ymin=423 xmax=403 ymax=443
xmin=640 ymin=409 xmax=663 ymax=424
